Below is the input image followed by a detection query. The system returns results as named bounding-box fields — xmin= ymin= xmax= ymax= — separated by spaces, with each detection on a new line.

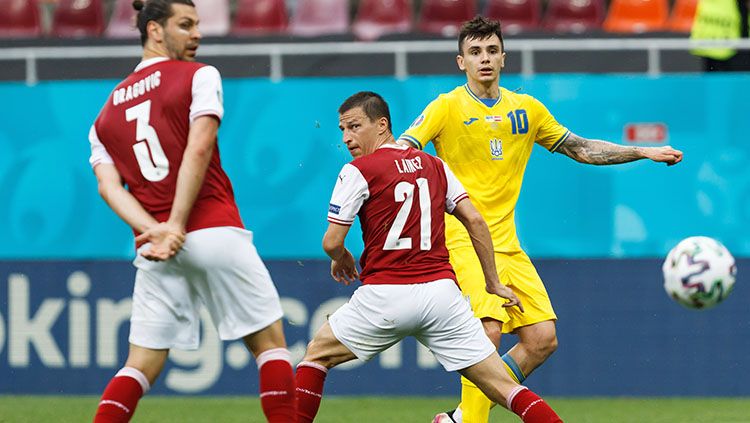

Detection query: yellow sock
xmin=460 ymin=376 xmax=492 ymax=423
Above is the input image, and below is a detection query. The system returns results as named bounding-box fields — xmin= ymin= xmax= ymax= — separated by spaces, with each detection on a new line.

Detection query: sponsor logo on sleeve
xmin=329 ymin=204 xmax=342 ymax=214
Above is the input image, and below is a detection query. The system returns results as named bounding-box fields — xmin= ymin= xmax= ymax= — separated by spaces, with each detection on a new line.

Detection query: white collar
xmin=134 ymin=57 xmax=170 ymax=72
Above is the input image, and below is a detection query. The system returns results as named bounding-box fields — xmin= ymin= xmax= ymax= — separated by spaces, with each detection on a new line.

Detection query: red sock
xmin=94 ymin=367 xmax=150 ymax=422
xmin=508 ymin=386 xmax=563 ymax=423
xmin=295 ymin=361 xmax=328 ymax=423
xmin=257 ymin=348 xmax=296 ymax=423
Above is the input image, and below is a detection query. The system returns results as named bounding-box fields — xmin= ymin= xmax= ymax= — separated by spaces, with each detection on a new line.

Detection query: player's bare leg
xmin=243 ymin=319 xmax=296 ymax=423
xmin=458 ymin=353 xmax=562 ymax=423
xmin=93 ymin=345 xmax=167 ymax=422
xmin=296 ymin=321 xmax=358 ymax=422
xmin=506 ymin=320 xmax=558 ymax=378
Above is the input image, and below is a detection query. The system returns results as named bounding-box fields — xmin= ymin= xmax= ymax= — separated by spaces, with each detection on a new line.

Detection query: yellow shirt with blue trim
xmin=399 ymin=84 xmax=570 ymax=252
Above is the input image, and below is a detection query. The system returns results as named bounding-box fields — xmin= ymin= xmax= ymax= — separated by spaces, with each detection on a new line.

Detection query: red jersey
xmin=327 ymin=144 xmax=469 ymax=285
xmin=88 ymin=58 xmax=243 ymax=233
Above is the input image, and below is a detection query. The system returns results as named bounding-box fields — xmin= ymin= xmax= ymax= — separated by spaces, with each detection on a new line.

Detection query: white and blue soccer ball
xmin=662 ymin=236 xmax=737 ymax=310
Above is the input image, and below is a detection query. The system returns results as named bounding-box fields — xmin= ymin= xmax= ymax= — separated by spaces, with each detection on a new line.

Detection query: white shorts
xmin=328 ymin=278 xmax=496 ymax=372
xmin=129 ymin=227 xmax=283 ymax=350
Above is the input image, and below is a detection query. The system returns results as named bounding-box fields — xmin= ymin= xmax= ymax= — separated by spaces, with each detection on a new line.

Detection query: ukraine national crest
xmin=489 ymin=138 xmax=503 ymax=160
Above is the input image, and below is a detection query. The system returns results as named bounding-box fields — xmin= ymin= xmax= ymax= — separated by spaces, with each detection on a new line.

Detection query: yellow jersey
xmin=399 ymin=84 xmax=569 ymax=252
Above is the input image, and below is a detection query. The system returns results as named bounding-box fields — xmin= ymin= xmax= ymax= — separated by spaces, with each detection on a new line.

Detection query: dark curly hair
xmin=132 ymin=0 xmax=196 ymax=46
xmin=458 ymin=16 xmax=504 ymax=55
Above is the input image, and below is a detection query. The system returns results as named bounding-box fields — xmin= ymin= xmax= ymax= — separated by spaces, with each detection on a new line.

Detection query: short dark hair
xmin=458 ymin=15 xmax=504 ymax=55
xmin=132 ymin=0 xmax=195 ymax=46
xmin=338 ymin=91 xmax=392 ymax=133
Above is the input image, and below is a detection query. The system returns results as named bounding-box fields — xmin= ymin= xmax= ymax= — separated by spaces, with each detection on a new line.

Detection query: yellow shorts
xmin=449 ymin=247 xmax=557 ymax=333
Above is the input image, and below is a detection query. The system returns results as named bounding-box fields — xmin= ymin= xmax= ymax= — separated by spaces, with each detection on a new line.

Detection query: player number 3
xmin=384 ymin=178 xmax=432 ymax=251
xmin=125 ymin=100 xmax=170 ymax=181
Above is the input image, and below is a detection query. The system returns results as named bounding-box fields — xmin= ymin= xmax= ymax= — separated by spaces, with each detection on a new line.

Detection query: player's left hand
xmin=486 ymin=282 xmax=524 ymax=313
xmin=136 ymin=222 xmax=186 ymax=261
xmin=331 ymin=249 xmax=359 ymax=285
xmin=644 ymin=145 xmax=683 ymax=166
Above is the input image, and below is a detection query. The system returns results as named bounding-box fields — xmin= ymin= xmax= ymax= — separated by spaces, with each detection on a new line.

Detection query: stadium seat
xmin=418 ymin=0 xmax=477 ymax=36
xmin=232 ymin=0 xmax=288 ymax=36
xmin=353 ymin=0 xmax=413 ymax=41
xmin=542 ymin=0 xmax=605 ymax=33
xmin=603 ymin=0 xmax=669 ymax=33
xmin=193 ymin=0 xmax=230 ymax=36
xmin=105 ymin=0 xmax=138 ymax=39
xmin=667 ymin=0 xmax=698 ymax=33
xmin=484 ymin=0 xmax=541 ymax=35
xmin=290 ymin=0 xmax=350 ymax=37
xmin=51 ymin=0 xmax=105 ymax=38
xmin=0 ymin=0 xmax=42 ymax=38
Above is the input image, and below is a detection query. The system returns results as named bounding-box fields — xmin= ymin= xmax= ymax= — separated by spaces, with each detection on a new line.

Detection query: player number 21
xmin=384 ymin=178 xmax=432 ymax=251
xmin=125 ymin=100 xmax=170 ymax=182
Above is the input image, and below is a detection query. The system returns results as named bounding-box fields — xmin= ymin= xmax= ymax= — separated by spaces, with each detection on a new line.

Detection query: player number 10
xmin=384 ymin=178 xmax=432 ymax=251
xmin=507 ymin=109 xmax=529 ymax=135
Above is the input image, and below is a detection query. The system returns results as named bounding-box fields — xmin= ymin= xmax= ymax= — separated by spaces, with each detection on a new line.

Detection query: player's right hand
xmin=135 ymin=222 xmax=186 ymax=261
xmin=486 ymin=282 xmax=524 ymax=313
xmin=330 ymin=249 xmax=359 ymax=285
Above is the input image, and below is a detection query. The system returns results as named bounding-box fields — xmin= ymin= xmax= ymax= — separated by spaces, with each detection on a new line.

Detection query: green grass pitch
xmin=1 ymin=396 xmax=749 ymax=422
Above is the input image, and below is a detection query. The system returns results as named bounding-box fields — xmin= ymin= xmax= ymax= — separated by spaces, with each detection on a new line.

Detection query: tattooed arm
xmin=555 ymin=133 xmax=683 ymax=166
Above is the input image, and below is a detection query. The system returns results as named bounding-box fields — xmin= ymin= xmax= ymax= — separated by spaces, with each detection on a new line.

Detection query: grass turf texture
xmin=0 ymin=396 xmax=749 ymax=422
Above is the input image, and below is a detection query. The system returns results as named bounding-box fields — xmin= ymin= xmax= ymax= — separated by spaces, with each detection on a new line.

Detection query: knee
xmin=532 ymin=332 xmax=558 ymax=360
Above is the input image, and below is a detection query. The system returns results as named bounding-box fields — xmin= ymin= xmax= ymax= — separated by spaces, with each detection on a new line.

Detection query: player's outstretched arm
xmin=166 ymin=115 xmax=220 ymax=232
xmin=452 ymin=200 xmax=523 ymax=312
xmin=556 ymin=133 xmax=683 ymax=166
xmin=322 ymin=223 xmax=359 ymax=285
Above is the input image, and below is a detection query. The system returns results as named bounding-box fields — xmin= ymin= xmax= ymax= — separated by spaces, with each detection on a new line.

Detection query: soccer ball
xmin=662 ymin=236 xmax=737 ymax=309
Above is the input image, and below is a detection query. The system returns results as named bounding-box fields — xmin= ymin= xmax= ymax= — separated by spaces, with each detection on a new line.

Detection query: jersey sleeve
xmin=441 ymin=159 xmax=468 ymax=214
xmin=190 ymin=65 xmax=224 ymax=123
xmin=327 ymin=163 xmax=370 ymax=226
xmin=88 ymin=124 xmax=114 ymax=169
xmin=397 ymin=95 xmax=449 ymax=150
xmin=531 ymin=96 xmax=570 ymax=153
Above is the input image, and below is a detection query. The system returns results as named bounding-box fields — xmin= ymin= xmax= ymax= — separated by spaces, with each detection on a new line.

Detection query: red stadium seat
xmin=105 ymin=0 xmax=138 ymax=39
xmin=193 ymin=0 xmax=230 ymax=36
xmin=418 ymin=0 xmax=477 ymax=36
xmin=232 ymin=0 xmax=288 ymax=36
xmin=542 ymin=0 xmax=605 ymax=33
xmin=603 ymin=0 xmax=669 ymax=33
xmin=667 ymin=0 xmax=698 ymax=33
xmin=0 ymin=0 xmax=42 ymax=38
xmin=353 ymin=0 xmax=413 ymax=41
xmin=51 ymin=0 xmax=105 ymax=38
xmin=290 ymin=0 xmax=350 ymax=37
xmin=484 ymin=0 xmax=541 ymax=35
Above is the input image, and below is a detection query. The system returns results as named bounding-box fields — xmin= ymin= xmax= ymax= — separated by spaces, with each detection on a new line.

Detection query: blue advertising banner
xmin=0 ymin=74 xmax=749 ymax=259
xmin=1 ymin=259 xmax=748 ymax=396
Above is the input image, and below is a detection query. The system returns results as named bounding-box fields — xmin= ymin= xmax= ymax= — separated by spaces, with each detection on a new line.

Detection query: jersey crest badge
xmin=489 ymin=138 xmax=503 ymax=160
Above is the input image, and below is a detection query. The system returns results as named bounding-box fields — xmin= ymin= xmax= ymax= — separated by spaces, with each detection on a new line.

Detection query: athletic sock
xmin=257 ymin=348 xmax=296 ymax=423
xmin=501 ymin=352 xmax=526 ymax=383
xmin=295 ymin=361 xmax=328 ymax=423
xmin=94 ymin=367 xmax=150 ymax=422
xmin=459 ymin=375 xmax=492 ymax=422
xmin=507 ymin=386 xmax=563 ymax=423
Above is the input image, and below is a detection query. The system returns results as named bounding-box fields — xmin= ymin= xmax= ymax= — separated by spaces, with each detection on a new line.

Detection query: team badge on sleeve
xmin=489 ymin=138 xmax=503 ymax=160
